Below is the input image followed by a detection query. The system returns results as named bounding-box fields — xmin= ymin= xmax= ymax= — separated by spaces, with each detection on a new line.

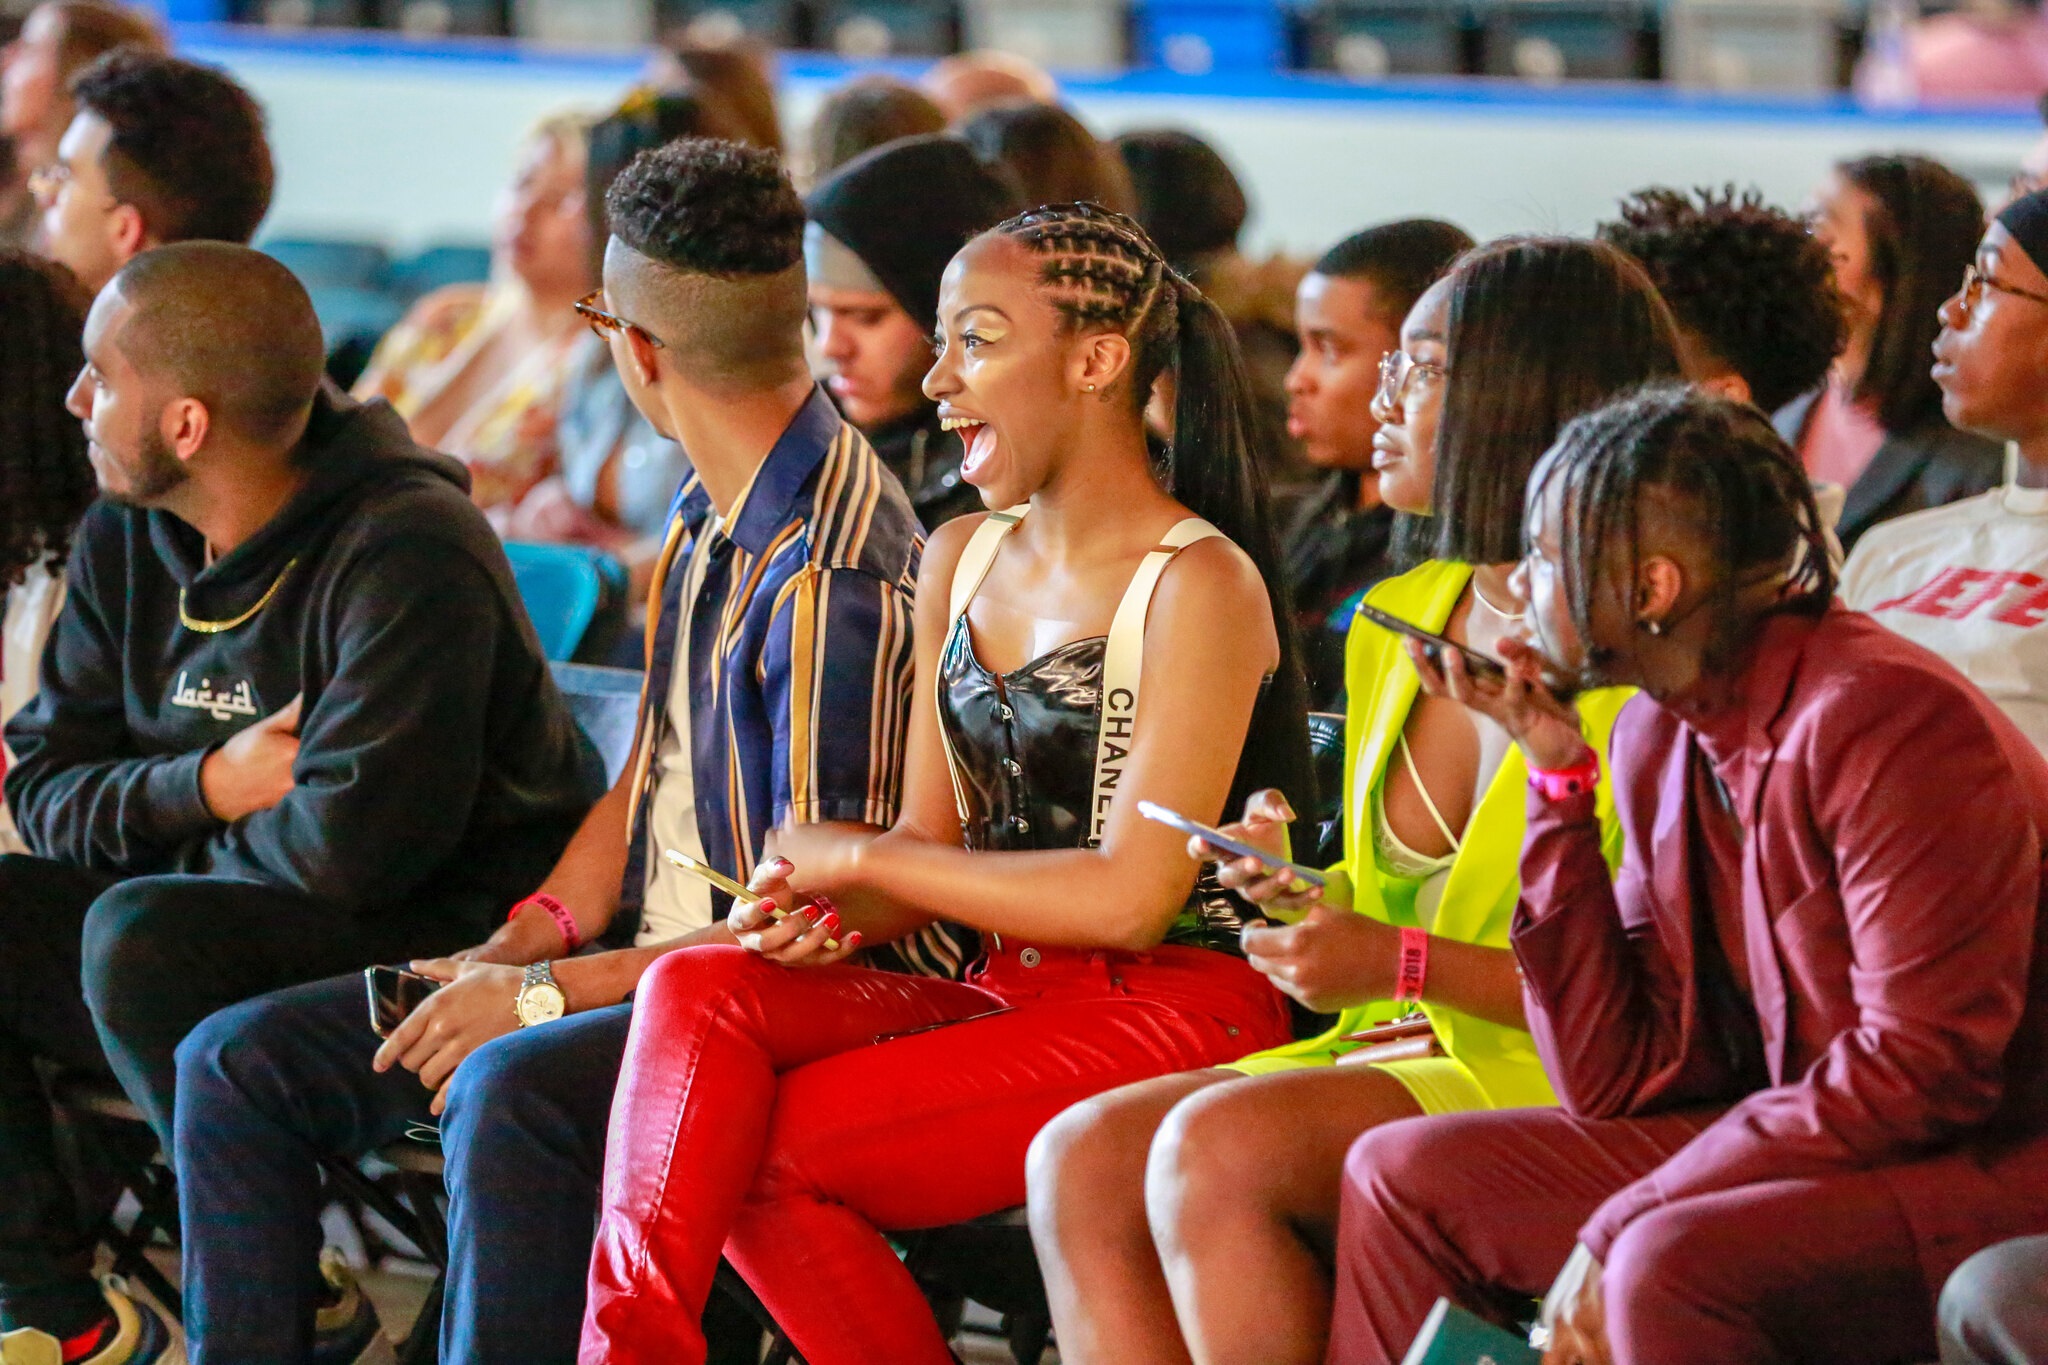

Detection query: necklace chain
xmin=1472 ymin=577 xmax=1525 ymax=623
xmin=178 ymin=558 xmax=298 ymax=634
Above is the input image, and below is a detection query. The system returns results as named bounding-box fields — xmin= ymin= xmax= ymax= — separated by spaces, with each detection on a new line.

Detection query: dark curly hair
xmin=605 ymin=136 xmax=803 ymax=277
xmin=71 ymin=48 xmax=272 ymax=247
xmin=1598 ymin=186 xmax=1845 ymax=414
xmin=0 ymin=251 xmax=94 ymax=590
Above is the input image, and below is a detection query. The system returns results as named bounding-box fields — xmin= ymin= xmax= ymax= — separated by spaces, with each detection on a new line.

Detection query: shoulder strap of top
xmin=938 ymin=506 xmax=1030 ymax=833
xmin=1090 ymin=517 xmax=1225 ymax=845
xmin=948 ymin=506 xmax=1030 ymax=621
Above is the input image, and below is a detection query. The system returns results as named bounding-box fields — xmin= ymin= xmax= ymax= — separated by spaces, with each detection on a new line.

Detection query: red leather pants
xmin=578 ymin=939 xmax=1291 ymax=1364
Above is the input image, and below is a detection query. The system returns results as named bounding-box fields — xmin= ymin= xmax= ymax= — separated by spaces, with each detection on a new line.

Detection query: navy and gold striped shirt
xmin=617 ymin=387 xmax=970 ymax=977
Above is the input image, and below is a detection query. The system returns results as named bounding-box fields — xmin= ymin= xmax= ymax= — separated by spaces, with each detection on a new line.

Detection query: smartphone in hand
xmin=364 ymin=965 xmax=441 ymax=1038
xmin=1355 ymin=603 xmax=1507 ymax=682
xmin=1137 ymin=800 xmax=1327 ymax=889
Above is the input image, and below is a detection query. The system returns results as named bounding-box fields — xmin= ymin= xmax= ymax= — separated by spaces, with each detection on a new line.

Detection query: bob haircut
xmin=1425 ymin=236 xmax=1684 ymax=567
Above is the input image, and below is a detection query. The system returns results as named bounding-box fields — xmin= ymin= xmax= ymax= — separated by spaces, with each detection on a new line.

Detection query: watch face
xmin=517 ymin=983 xmax=566 ymax=1026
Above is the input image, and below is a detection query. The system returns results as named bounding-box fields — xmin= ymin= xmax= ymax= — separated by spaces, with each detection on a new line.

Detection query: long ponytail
xmin=1166 ymin=282 xmax=1317 ymax=829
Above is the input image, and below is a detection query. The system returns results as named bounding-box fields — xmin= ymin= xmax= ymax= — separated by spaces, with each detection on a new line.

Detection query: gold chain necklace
xmin=178 ymin=558 xmax=299 ymax=634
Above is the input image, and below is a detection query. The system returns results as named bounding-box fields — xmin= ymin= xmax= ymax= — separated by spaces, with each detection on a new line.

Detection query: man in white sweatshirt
xmin=1839 ymin=187 xmax=2048 ymax=754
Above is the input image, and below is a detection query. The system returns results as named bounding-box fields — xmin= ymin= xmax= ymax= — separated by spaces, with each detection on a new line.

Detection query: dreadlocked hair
xmin=994 ymin=200 xmax=1317 ymax=828
xmin=0 ymin=251 xmax=94 ymax=591
xmin=1531 ymin=384 xmax=1834 ymax=675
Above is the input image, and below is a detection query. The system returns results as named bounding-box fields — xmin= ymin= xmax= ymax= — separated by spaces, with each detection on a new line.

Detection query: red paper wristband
xmin=1393 ymin=926 xmax=1429 ymax=1005
xmin=511 ymin=893 xmax=582 ymax=953
xmin=1529 ymin=750 xmax=1601 ymax=802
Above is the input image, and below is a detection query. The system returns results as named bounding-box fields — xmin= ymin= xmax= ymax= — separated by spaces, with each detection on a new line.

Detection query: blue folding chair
xmin=261 ymin=237 xmax=394 ymax=292
xmin=503 ymin=541 xmax=630 ymax=664
xmin=385 ymin=244 xmax=492 ymax=304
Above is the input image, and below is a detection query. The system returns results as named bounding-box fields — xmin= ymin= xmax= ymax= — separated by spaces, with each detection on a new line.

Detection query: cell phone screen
xmin=364 ymin=965 xmax=441 ymax=1039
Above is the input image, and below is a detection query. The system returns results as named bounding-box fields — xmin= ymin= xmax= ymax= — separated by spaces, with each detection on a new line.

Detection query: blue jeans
xmin=0 ymin=854 xmax=480 ymax=1339
xmin=175 ymin=975 xmax=631 ymax=1365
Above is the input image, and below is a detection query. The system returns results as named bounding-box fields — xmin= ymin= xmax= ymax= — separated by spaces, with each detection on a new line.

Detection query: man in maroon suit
xmin=1326 ymin=387 xmax=2048 ymax=1365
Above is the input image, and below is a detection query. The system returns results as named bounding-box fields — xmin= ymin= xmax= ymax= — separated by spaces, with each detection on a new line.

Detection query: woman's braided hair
xmin=1531 ymin=383 xmax=1834 ymax=675
xmin=992 ymin=201 xmax=1317 ymax=824
xmin=0 ymin=251 xmax=94 ymax=591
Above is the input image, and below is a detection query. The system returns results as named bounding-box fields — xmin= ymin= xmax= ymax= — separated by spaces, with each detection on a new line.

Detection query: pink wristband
xmin=1530 ymin=749 xmax=1601 ymax=802
xmin=512 ymin=893 xmax=582 ymax=953
xmin=1393 ymin=926 xmax=1429 ymax=1005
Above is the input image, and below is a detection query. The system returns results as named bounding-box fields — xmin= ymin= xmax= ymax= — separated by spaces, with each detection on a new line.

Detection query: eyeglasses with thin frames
xmin=573 ymin=289 xmax=667 ymax=349
xmin=1377 ymin=349 xmax=1447 ymax=409
xmin=26 ymin=161 xmax=117 ymax=215
xmin=1961 ymin=262 xmax=2048 ymax=312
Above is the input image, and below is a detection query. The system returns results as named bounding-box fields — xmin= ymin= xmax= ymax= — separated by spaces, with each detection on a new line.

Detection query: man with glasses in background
xmin=31 ymin=46 xmax=270 ymax=293
xmin=1840 ymin=188 xmax=2048 ymax=755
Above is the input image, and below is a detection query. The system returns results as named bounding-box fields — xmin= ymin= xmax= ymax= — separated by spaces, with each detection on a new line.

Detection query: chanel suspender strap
xmin=1090 ymin=518 xmax=1222 ymax=844
xmin=937 ymin=507 xmax=1030 ymax=830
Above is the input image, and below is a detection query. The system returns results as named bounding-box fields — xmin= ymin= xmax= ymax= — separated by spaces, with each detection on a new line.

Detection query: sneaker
xmin=309 ymin=1250 xmax=395 ymax=1365
xmin=0 ymin=1278 xmax=182 ymax=1365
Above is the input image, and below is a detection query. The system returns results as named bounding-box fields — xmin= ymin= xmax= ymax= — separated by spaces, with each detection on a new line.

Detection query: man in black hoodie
xmin=0 ymin=242 xmax=599 ymax=1363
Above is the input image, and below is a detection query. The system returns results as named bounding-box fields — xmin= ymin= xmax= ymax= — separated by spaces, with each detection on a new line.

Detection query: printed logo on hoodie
xmin=168 ymin=671 xmax=260 ymax=722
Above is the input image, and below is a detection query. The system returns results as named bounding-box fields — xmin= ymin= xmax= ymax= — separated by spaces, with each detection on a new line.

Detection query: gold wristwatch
xmin=514 ymin=961 xmax=566 ymax=1027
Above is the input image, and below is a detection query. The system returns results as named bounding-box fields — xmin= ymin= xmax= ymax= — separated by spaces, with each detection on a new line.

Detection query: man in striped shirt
xmin=170 ymin=139 xmax=941 ymax=1365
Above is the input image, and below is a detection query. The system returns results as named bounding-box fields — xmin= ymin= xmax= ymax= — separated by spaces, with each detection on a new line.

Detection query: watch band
xmin=1529 ymin=749 xmax=1601 ymax=802
xmin=522 ymin=960 xmax=559 ymax=992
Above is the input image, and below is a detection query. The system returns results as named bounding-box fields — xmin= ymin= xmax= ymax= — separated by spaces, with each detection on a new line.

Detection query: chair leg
xmin=395 ymin=1273 xmax=443 ymax=1365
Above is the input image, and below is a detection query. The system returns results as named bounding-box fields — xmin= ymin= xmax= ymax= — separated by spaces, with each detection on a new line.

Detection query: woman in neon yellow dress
xmin=1027 ymin=237 xmax=1684 ymax=1365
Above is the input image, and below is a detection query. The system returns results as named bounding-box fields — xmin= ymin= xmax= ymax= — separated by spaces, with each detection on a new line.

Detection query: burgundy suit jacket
xmin=1514 ymin=603 xmax=2048 ymax=1293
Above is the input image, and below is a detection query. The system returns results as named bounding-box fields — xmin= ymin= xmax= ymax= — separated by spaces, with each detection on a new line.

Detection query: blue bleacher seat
xmin=549 ymin=660 xmax=643 ymax=785
xmin=504 ymin=540 xmax=631 ymax=664
xmin=385 ymin=242 xmax=493 ymax=303
xmin=261 ymin=237 xmax=394 ymax=291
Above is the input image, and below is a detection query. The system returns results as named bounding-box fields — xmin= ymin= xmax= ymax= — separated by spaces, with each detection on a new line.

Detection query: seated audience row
xmin=2 ymin=30 xmax=2046 ymax=1356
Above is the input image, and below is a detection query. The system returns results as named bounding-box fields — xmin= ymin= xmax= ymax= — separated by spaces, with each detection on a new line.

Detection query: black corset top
xmin=936 ymin=613 xmax=1250 ymax=952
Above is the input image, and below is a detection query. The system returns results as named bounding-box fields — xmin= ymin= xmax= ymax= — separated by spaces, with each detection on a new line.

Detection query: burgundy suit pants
xmin=1327 ymin=1106 xmax=1939 ymax=1365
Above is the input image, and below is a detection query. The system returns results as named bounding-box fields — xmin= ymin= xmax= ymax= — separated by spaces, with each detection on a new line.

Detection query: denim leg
xmin=175 ymin=975 xmax=434 ymax=1365
xmin=438 ymin=1004 xmax=631 ymax=1365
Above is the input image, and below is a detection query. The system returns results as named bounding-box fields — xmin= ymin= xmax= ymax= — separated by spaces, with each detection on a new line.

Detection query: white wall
xmin=176 ymin=25 xmax=2042 ymax=257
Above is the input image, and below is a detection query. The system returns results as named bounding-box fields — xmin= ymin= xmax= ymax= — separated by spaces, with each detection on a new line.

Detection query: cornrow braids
xmin=1531 ymin=384 xmax=1833 ymax=679
xmin=992 ymin=200 xmax=1320 ymax=842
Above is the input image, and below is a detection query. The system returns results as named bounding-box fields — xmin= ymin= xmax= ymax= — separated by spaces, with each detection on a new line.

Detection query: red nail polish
xmin=823 ymin=914 xmax=842 ymax=934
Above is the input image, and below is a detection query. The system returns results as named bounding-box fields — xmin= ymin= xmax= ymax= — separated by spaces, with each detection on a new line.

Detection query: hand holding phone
xmin=664 ymin=848 xmax=841 ymax=952
xmin=1355 ymin=603 xmax=1506 ymax=682
xmin=364 ymin=965 xmax=442 ymax=1038
xmin=1139 ymin=800 xmax=1327 ymax=890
